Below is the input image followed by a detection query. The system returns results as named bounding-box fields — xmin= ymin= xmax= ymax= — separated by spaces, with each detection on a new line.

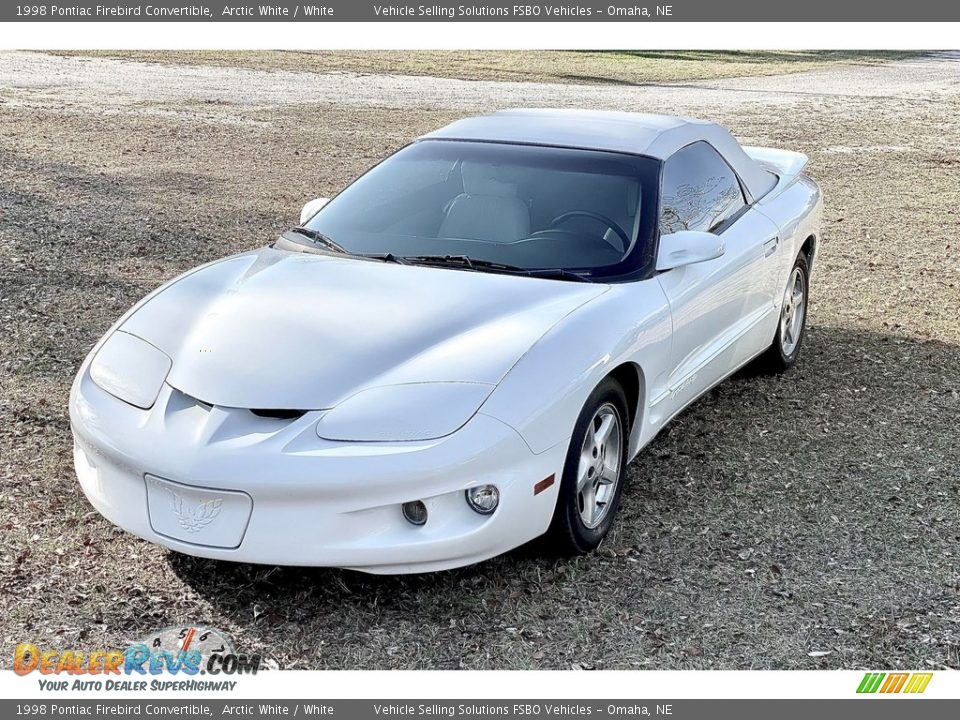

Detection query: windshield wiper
xmin=284 ymin=227 xmax=348 ymax=254
xmin=403 ymin=255 xmax=527 ymax=273
xmin=402 ymin=254 xmax=521 ymax=272
xmin=518 ymin=268 xmax=595 ymax=283
xmin=402 ymin=254 xmax=593 ymax=282
xmin=360 ymin=252 xmax=410 ymax=265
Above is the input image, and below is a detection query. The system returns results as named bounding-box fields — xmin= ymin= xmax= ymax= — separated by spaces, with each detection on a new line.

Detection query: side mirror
xmin=656 ymin=230 xmax=725 ymax=271
xmin=299 ymin=197 xmax=330 ymax=225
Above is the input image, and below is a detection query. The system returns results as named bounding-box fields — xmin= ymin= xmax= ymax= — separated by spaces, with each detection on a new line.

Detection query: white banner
xmin=2 ymin=669 xmax=956 ymax=700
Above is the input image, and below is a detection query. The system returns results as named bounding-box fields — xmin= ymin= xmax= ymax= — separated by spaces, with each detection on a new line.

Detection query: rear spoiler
xmin=743 ymin=146 xmax=809 ymax=180
xmin=742 ymin=146 xmax=809 ymax=203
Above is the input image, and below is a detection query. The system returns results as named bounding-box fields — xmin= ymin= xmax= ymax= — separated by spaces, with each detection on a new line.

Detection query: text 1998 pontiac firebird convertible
xmin=70 ymin=110 xmax=822 ymax=573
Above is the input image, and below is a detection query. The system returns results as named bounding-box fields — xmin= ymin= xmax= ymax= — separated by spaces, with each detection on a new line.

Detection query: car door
xmin=650 ymin=142 xmax=781 ymax=425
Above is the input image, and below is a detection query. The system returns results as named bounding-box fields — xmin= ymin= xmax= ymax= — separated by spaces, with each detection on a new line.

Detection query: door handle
xmin=763 ymin=236 xmax=779 ymax=257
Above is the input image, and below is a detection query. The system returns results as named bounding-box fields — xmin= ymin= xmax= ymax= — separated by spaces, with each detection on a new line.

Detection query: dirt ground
xmin=1 ymin=51 xmax=959 ymax=671
xmin=54 ymin=50 xmax=917 ymax=85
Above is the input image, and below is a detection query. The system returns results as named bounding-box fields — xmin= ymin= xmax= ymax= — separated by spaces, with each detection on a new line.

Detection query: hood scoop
xmin=167 ymin=386 xmax=305 ymax=424
xmin=249 ymin=408 xmax=307 ymax=420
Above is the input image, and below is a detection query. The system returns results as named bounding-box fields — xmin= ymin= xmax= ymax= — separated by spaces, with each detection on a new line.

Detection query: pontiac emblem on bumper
xmin=168 ymin=491 xmax=223 ymax=533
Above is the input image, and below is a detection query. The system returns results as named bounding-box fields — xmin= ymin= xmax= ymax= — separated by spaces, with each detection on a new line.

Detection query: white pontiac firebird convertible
xmin=70 ymin=110 xmax=822 ymax=574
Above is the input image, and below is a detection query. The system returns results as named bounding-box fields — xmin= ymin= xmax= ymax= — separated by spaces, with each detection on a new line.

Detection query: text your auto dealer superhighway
xmin=44 ymin=4 xmax=213 ymax=17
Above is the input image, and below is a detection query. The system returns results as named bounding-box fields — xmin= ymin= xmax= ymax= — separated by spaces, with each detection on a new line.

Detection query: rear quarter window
xmin=660 ymin=142 xmax=747 ymax=234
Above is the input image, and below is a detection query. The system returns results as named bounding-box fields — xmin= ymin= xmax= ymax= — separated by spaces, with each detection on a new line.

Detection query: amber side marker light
xmin=534 ymin=474 xmax=556 ymax=496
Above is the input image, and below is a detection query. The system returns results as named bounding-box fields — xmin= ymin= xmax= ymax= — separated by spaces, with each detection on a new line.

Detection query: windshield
xmin=304 ymin=140 xmax=660 ymax=278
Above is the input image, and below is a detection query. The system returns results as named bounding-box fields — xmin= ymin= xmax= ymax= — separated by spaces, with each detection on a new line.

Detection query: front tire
xmin=755 ymin=254 xmax=809 ymax=374
xmin=545 ymin=378 xmax=629 ymax=555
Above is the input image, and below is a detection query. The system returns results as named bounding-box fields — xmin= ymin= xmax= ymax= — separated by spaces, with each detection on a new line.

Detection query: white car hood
xmin=119 ymin=247 xmax=607 ymax=410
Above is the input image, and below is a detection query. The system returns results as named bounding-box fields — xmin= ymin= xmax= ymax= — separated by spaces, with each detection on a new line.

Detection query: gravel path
xmin=1 ymin=51 xmax=958 ymax=118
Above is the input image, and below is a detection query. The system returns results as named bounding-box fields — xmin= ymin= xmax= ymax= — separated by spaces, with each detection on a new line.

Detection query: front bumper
xmin=70 ymin=370 xmax=565 ymax=574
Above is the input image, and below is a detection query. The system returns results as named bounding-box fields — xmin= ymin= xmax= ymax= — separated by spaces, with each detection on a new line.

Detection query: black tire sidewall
xmin=551 ymin=378 xmax=630 ymax=554
xmin=774 ymin=255 xmax=810 ymax=367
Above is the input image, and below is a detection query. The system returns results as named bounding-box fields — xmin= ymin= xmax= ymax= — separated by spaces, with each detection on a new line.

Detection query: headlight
xmin=316 ymin=382 xmax=493 ymax=442
xmin=89 ymin=331 xmax=172 ymax=409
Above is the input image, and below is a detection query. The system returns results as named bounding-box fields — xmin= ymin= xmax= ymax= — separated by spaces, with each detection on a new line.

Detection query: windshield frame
xmin=302 ymin=138 xmax=663 ymax=282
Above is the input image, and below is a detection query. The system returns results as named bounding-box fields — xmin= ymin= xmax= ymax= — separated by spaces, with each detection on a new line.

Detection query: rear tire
xmin=545 ymin=378 xmax=629 ymax=556
xmin=755 ymin=254 xmax=809 ymax=374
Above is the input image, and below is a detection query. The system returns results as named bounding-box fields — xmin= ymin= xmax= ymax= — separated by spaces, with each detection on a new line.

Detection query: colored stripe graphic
xmin=857 ymin=672 xmax=932 ymax=694
xmin=857 ymin=673 xmax=885 ymax=693
xmin=880 ymin=673 xmax=909 ymax=693
xmin=904 ymin=673 xmax=933 ymax=694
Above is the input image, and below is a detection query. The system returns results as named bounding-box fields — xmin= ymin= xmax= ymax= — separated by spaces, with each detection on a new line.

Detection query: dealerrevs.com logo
xmin=13 ymin=625 xmax=270 ymax=692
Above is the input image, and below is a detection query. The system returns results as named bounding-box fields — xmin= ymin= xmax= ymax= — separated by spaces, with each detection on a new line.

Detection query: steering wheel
xmin=547 ymin=210 xmax=631 ymax=252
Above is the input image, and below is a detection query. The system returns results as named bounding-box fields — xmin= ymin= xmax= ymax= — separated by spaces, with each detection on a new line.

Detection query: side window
xmin=660 ymin=142 xmax=746 ymax=234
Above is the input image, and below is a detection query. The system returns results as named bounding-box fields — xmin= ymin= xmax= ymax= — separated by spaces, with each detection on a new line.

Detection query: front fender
xmin=479 ymin=281 xmax=672 ymax=456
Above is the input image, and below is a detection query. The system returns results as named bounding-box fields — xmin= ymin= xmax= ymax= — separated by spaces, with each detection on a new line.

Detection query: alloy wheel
xmin=576 ymin=403 xmax=623 ymax=529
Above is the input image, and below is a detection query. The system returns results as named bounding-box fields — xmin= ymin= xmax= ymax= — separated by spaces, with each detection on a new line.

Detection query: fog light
xmin=465 ymin=485 xmax=499 ymax=515
xmin=401 ymin=500 xmax=428 ymax=526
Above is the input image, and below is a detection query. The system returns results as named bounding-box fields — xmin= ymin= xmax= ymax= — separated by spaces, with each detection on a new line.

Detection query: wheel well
xmin=800 ymin=234 xmax=816 ymax=267
xmin=606 ymin=362 xmax=644 ymax=435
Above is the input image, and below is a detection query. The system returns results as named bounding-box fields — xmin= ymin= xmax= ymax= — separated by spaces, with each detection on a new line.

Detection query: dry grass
xmin=1 ymin=51 xmax=958 ymax=670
